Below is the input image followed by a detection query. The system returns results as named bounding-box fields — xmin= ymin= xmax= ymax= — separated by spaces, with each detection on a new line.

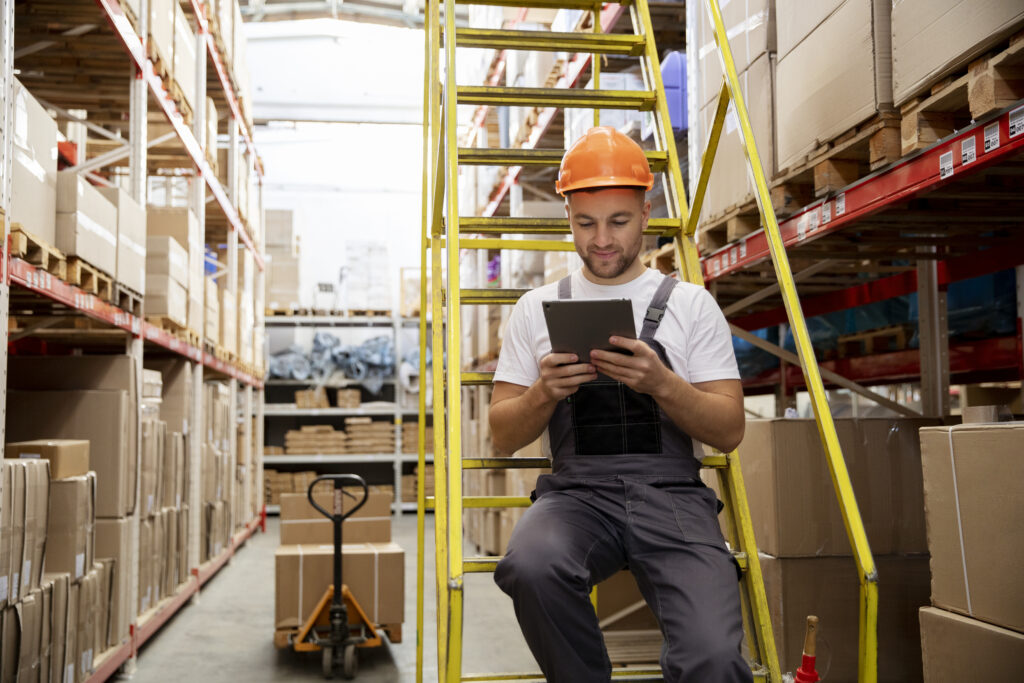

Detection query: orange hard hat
xmin=555 ymin=126 xmax=654 ymax=196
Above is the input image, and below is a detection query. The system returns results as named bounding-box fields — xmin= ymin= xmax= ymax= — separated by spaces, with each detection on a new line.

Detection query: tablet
xmin=542 ymin=299 xmax=636 ymax=362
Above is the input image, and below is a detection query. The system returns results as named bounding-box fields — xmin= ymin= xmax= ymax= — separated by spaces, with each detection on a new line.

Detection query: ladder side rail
xmin=702 ymin=1 xmax=879 ymax=680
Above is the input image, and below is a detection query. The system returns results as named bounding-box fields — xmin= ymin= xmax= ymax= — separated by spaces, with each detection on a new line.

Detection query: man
xmin=490 ymin=127 xmax=752 ymax=682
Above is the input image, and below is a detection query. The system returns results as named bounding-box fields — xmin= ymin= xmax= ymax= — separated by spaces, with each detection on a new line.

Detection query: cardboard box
xmin=694 ymin=0 xmax=775 ymax=107
xmin=919 ymin=606 xmax=1024 ymax=682
xmin=1 ymin=606 xmax=17 ymax=683
xmin=77 ymin=568 xmax=98 ymax=680
xmin=99 ymin=187 xmax=147 ymax=294
xmin=138 ymin=518 xmax=153 ymax=615
xmin=177 ymin=504 xmax=189 ymax=591
xmin=189 ymin=293 xmax=204 ymax=334
xmin=220 ymin=289 xmax=237 ymax=355
xmin=275 ymin=543 xmax=404 ymax=630
xmin=146 ymin=235 xmax=189 ymax=287
xmin=280 ymin=519 xmax=391 ymax=545
xmin=94 ymin=560 xmax=113 ymax=659
xmin=8 ymin=390 xmax=134 ymax=519
xmin=265 ymin=209 xmax=296 ymax=251
xmin=95 ymin=518 xmax=132 ymax=648
xmin=44 ymin=573 xmax=71 ymax=683
xmin=920 ymin=423 xmax=1024 ymax=632
xmin=146 ymin=275 xmax=188 ymax=327
xmin=47 ymin=473 xmax=96 ymax=583
xmin=55 ymin=171 xmax=119 ymax=276
xmin=719 ymin=418 xmax=937 ymax=557
xmin=205 ymin=97 xmax=218 ymax=157
xmin=147 ymin=207 xmax=202 ymax=299
xmin=148 ymin=0 xmax=174 ymax=63
xmin=21 ymin=459 xmax=50 ymax=594
xmin=161 ymin=431 xmax=185 ymax=509
xmin=173 ymin=4 xmax=197 ymax=113
xmin=279 ymin=488 xmax=392 ymax=521
xmin=0 ymin=465 xmax=12 ymax=609
xmin=141 ymin=420 xmax=166 ymax=518
xmin=5 ymin=463 xmax=27 ymax=605
xmin=17 ymin=589 xmax=42 ymax=683
xmin=267 ymin=248 xmax=300 ymax=310
xmin=6 ymin=440 xmax=89 ymax=480
xmin=762 ymin=554 xmax=930 ymax=682
xmin=892 ymin=0 xmax=1024 ymax=106
xmin=39 ymin=577 xmax=52 ymax=683
xmin=697 ymin=54 xmax=775 ymax=219
xmin=11 ymin=79 xmax=59 ymax=245
xmin=774 ymin=0 xmax=893 ymax=171
xmin=145 ymin=358 xmax=191 ymax=436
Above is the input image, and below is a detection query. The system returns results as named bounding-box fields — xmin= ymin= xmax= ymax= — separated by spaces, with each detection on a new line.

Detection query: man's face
xmin=566 ymin=187 xmax=650 ymax=284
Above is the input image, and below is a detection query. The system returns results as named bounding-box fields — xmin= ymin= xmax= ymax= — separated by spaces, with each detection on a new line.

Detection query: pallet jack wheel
xmin=343 ymin=643 xmax=358 ymax=679
xmin=322 ymin=646 xmax=335 ymax=679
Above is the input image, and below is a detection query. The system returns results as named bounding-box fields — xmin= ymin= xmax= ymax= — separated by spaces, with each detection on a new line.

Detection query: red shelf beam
xmin=702 ymin=102 xmax=1024 ymax=282
xmin=93 ymin=0 xmax=264 ymax=271
xmin=742 ymin=336 xmax=1019 ymax=392
xmin=9 ymin=257 xmax=263 ymax=388
xmin=481 ymin=3 xmax=629 ymax=217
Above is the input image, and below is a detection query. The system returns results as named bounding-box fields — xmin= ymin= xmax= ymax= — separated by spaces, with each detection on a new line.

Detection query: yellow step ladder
xmin=415 ymin=0 xmax=879 ymax=681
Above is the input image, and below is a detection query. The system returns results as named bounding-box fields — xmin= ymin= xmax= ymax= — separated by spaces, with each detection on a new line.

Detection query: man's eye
xmin=577 ymin=222 xmax=593 ymax=228
xmin=612 ymin=221 xmax=628 ymax=227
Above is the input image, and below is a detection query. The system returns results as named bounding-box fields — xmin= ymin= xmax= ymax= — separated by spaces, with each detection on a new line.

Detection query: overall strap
xmin=639 ymin=275 xmax=677 ymax=341
xmin=557 ymin=275 xmax=572 ymax=300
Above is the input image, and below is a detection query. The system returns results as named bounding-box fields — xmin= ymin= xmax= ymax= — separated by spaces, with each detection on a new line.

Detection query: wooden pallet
xmin=119 ymin=0 xmax=139 ymax=35
xmin=147 ymin=316 xmax=201 ymax=347
xmin=900 ymin=30 xmax=1024 ymax=157
xmin=67 ymin=258 xmax=114 ymax=302
xmin=113 ymin=283 xmax=143 ymax=316
xmin=148 ymin=41 xmax=171 ymax=81
xmin=835 ymin=324 xmax=914 ymax=360
xmin=380 ymin=623 xmax=402 ymax=644
xmin=168 ymin=79 xmax=195 ymax=126
xmin=265 ymin=306 xmax=302 ymax=317
xmin=10 ymin=224 xmax=67 ymax=280
xmin=347 ymin=309 xmax=392 ymax=318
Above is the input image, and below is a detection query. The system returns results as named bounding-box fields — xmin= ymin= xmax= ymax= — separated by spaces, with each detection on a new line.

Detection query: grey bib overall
xmin=494 ymin=274 xmax=752 ymax=683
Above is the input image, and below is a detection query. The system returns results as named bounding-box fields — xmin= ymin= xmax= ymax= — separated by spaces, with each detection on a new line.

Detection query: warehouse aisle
xmin=129 ymin=513 xmax=535 ymax=681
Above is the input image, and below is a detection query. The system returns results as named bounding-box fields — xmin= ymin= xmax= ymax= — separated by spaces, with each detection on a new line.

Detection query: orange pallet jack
xmin=288 ymin=474 xmax=383 ymax=679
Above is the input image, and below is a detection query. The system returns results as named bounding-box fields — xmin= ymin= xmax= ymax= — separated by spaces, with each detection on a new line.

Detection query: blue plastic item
xmin=662 ymin=51 xmax=687 ymax=134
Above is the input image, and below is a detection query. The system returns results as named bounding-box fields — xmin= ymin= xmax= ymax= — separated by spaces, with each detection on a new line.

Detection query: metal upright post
xmin=242 ymin=383 xmax=254 ymax=523
xmin=0 ymin=0 xmax=15 ymax=453
xmin=917 ymin=250 xmax=950 ymax=417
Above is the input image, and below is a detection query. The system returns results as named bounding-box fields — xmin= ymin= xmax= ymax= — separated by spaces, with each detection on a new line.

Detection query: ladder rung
xmin=423 ymin=496 xmax=532 ymax=510
xmin=460 ymin=371 xmax=494 ymax=385
xmin=455 ymin=0 xmax=623 ymax=10
xmin=458 ymin=148 xmax=668 ymax=172
xmin=460 ymin=669 xmax=667 ymax=682
xmin=459 ymin=238 xmax=576 ymax=252
xmin=733 ymin=550 xmax=748 ymax=572
xmin=457 ymin=86 xmax=657 ymax=111
xmin=463 ymin=556 xmax=501 ymax=573
xmin=463 ymin=457 xmax=552 ymax=469
xmin=460 ymin=288 xmax=528 ymax=305
xmin=455 ymin=216 xmax=681 ymax=236
xmin=456 ymin=28 xmax=646 ymax=56
xmin=701 ymin=454 xmax=729 ymax=468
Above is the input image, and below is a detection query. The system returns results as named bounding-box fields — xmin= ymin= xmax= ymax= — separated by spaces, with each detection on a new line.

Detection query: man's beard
xmin=580 ymin=240 xmax=641 ymax=280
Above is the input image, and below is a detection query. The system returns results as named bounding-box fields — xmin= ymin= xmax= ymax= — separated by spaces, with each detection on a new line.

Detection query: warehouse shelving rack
xmin=262 ymin=313 xmax=433 ymax=513
xmin=0 ymin=1 xmax=267 ymax=680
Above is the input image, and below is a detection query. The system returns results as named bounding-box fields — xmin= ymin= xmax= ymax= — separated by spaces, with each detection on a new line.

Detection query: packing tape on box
xmin=948 ymin=428 xmax=973 ymax=615
xmin=76 ymin=211 xmax=117 ymax=248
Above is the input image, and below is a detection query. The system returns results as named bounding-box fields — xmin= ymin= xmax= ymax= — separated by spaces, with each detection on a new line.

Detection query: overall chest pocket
xmin=568 ymin=380 xmax=662 ymax=455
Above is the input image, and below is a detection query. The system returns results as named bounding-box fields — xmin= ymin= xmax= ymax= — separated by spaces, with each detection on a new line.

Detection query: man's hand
xmin=538 ymin=352 xmax=598 ymax=401
xmin=590 ymin=336 xmax=671 ymax=397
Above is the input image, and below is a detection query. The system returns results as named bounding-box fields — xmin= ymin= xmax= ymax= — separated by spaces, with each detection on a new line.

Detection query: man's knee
xmin=494 ymin=527 xmax=577 ymax=595
xmin=663 ymin=638 xmax=751 ymax=683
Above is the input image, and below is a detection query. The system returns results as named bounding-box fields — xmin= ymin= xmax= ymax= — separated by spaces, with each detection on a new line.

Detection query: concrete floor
xmin=126 ymin=513 xmax=537 ymax=681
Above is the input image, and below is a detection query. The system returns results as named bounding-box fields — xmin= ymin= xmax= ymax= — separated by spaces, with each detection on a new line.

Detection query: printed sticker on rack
xmin=822 ymin=200 xmax=832 ymax=225
xmin=796 ymin=215 xmax=807 ymax=241
xmin=939 ymin=151 xmax=954 ymax=179
xmin=984 ymin=122 xmax=1000 ymax=152
xmin=961 ymin=136 xmax=976 ymax=165
xmin=1010 ymin=105 xmax=1024 ymax=138
xmin=739 ymin=240 xmax=747 ymax=259
xmin=836 ymin=193 xmax=846 ymax=216
xmin=808 ymin=208 xmax=820 ymax=233
xmin=730 ymin=248 xmax=738 ymax=266
xmin=712 ymin=257 xmax=721 ymax=276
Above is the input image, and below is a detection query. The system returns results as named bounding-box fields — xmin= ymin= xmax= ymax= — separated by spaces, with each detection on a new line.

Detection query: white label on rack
xmin=797 ymin=216 xmax=807 ymax=241
xmin=939 ymin=151 xmax=954 ymax=179
xmin=740 ymin=241 xmax=747 ymax=259
xmin=730 ymin=248 xmax=738 ymax=266
xmin=822 ymin=201 xmax=832 ymax=224
xmin=712 ymin=258 xmax=721 ymax=275
xmin=808 ymin=209 xmax=820 ymax=233
xmin=984 ymin=122 xmax=1000 ymax=152
xmin=961 ymin=137 xmax=976 ymax=165
xmin=1010 ymin=105 xmax=1024 ymax=138
xmin=836 ymin=193 xmax=846 ymax=216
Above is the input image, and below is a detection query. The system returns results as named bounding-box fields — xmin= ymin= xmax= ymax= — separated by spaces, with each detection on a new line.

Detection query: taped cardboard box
xmin=711 ymin=418 xmax=937 ymax=557
xmin=40 ymin=574 xmax=62 ymax=683
xmin=8 ymin=390 xmax=134 ymax=519
xmin=20 ymin=459 xmax=50 ymax=595
xmin=919 ymin=606 xmax=1024 ymax=682
xmin=146 ymin=235 xmax=189 ymax=287
xmin=177 ymin=504 xmax=189 ymax=592
xmin=55 ymin=171 xmax=119 ymax=276
xmin=4 ymin=462 xmax=27 ymax=606
xmin=0 ymin=465 xmax=13 ymax=609
xmin=172 ymin=4 xmax=197 ymax=113
xmin=17 ymin=589 xmax=42 ymax=683
xmin=161 ymin=431 xmax=186 ymax=509
xmin=140 ymin=420 xmax=166 ymax=518
xmin=98 ymin=187 xmax=147 ymax=295
xmin=774 ymin=0 xmax=894 ymax=172
xmin=95 ymin=518 xmax=131 ymax=648
xmin=47 ymin=473 xmax=96 ymax=583
xmin=147 ymin=207 xmax=203 ymax=299
xmin=919 ymin=422 xmax=1024 ymax=633
xmin=275 ymin=542 xmax=404 ymax=630
xmin=1 ymin=606 xmax=17 ymax=683
xmin=148 ymin=0 xmax=174 ymax=65
xmin=138 ymin=518 xmax=153 ymax=616
xmin=6 ymin=440 xmax=89 ymax=480
xmin=77 ymin=567 xmax=98 ymax=680
xmin=145 ymin=357 xmax=192 ymax=435
xmin=693 ymin=0 xmax=775 ymax=107
xmin=152 ymin=512 xmax=166 ymax=602
xmin=46 ymin=573 xmax=72 ymax=683
xmin=94 ymin=559 xmax=114 ymax=661
xmin=762 ymin=554 xmax=929 ymax=682
xmin=280 ymin=518 xmax=391 ymax=545
xmin=11 ymin=79 xmax=59 ymax=245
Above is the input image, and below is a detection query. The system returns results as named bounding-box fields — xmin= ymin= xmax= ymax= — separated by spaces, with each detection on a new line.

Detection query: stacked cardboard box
xmin=56 ymin=171 xmax=119 ymax=277
xmin=706 ymin=418 xmax=938 ymax=681
xmin=917 ymin=422 xmax=1024 ymax=681
xmin=172 ymin=4 xmax=197 ymax=117
xmin=279 ymin=486 xmax=392 ymax=545
xmin=146 ymin=235 xmax=189 ymax=326
xmin=344 ymin=418 xmax=394 ymax=454
xmin=201 ymin=381 xmax=234 ymax=562
xmin=285 ymin=426 xmax=348 ymax=455
xmin=238 ymin=249 xmax=255 ymax=364
xmin=148 ymin=207 xmax=204 ymax=333
xmin=265 ymin=470 xmax=334 ymax=505
xmin=336 ymin=389 xmax=361 ymax=409
xmin=265 ymin=209 xmax=300 ymax=311
xmin=401 ymin=423 xmax=433 ymax=454
xmin=205 ymin=275 xmax=221 ymax=344
xmin=99 ymin=187 xmax=147 ymax=296
xmin=148 ymin=0 xmax=175 ymax=67
xmin=11 ymin=80 xmax=58 ymax=246
xmin=294 ymin=387 xmax=329 ymax=409
xmin=344 ymin=241 xmax=391 ymax=312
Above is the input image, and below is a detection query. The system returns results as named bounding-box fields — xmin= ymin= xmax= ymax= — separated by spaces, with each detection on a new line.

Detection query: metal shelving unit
xmin=1 ymin=1 xmax=267 ymax=680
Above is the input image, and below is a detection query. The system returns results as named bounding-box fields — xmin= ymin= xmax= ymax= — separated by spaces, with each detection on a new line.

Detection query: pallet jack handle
xmin=308 ymin=474 xmax=369 ymax=607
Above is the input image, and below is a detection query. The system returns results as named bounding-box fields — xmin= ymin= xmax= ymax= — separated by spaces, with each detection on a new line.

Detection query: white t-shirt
xmin=494 ymin=268 xmax=740 ymax=387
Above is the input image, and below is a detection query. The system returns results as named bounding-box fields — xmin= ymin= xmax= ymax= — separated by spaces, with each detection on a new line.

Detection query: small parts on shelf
xmin=294 ymin=387 xmax=329 ymax=409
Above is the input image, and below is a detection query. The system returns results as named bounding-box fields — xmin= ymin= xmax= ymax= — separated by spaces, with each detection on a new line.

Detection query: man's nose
xmin=593 ymin=223 xmax=614 ymax=246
